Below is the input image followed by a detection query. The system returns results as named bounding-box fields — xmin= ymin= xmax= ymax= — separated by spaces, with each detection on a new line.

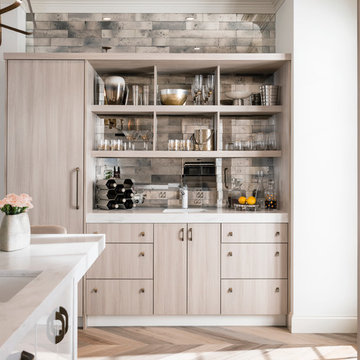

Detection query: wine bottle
xmin=123 ymin=178 xmax=134 ymax=189
xmin=96 ymin=178 xmax=117 ymax=190
xmin=117 ymin=200 xmax=136 ymax=209
xmin=115 ymin=184 xmax=126 ymax=193
xmin=124 ymin=189 xmax=134 ymax=198
xmin=97 ymin=200 xmax=119 ymax=210
xmin=96 ymin=189 xmax=117 ymax=200
xmin=115 ymin=194 xmax=127 ymax=203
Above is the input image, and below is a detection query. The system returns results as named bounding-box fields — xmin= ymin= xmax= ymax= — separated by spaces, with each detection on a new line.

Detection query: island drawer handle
xmin=139 ymin=252 xmax=145 ymax=257
xmin=92 ymin=288 xmax=98 ymax=293
xmin=227 ymin=288 xmax=233 ymax=293
xmin=59 ymin=306 xmax=69 ymax=335
xmin=275 ymin=251 xmax=280 ymax=257
xmin=21 ymin=351 xmax=35 ymax=360
xmin=55 ymin=310 xmax=65 ymax=344
xmin=139 ymin=288 xmax=145 ymax=293
xmin=228 ymin=232 xmax=233 ymax=237
xmin=275 ymin=231 xmax=280 ymax=237
xmin=227 ymin=251 xmax=233 ymax=257
xmin=275 ymin=287 xmax=280 ymax=293
xmin=140 ymin=232 xmax=145 ymax=237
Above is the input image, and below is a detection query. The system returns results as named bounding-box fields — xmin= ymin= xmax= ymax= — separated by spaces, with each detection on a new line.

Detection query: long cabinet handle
xmin=75 ymin=167 xmax=80 ymax=210
xmin=179 ymin=227 xmax=184 ymax=241
xmin=188 ymin=227 xmax=193 ymax=241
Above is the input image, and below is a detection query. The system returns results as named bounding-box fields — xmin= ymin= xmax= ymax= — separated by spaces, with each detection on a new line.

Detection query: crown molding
xmin=29 ymin=0 xmax=279 ymax=14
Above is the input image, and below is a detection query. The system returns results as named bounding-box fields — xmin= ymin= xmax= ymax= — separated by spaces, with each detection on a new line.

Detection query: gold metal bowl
xmin=160 ymin=89 xmax=188 ymax=105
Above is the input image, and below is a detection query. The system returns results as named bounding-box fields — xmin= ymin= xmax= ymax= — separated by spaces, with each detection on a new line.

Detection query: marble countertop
xmin=87 ymin=208 xmax=288 ymax=223
xmin=0 ymin=234 xmax=105 ymax=358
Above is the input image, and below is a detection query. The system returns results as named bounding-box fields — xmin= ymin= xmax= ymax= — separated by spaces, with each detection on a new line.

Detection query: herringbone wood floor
xmin=78 ymin=326 xmax=357 ymax=359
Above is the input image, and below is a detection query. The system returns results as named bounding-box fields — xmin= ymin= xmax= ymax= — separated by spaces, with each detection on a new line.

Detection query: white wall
xmin=277 ymin=0 xmax=358 ymax=332
xmin=0 ymin=1 xmax=26 ymax=208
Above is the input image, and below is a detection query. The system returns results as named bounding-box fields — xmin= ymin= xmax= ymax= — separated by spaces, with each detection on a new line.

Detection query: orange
xmin=247 ymin=196 xmax=256 ymax=205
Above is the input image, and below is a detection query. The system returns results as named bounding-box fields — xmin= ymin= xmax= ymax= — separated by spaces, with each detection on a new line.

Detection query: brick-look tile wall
xmin=26 ymin=13 xmax=275 ymax=53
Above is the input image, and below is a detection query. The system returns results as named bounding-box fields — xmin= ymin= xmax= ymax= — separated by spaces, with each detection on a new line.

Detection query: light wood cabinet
xmin=221 ymin=244 xmax=287 ymax=279
xmin=154 ymin=223 xmax=187 ymax=315
xmin=87 ymin=223 xmax=153 ymax=243
xmin=221 ymin=279 xmax=287 ymax=315
xmin=87 ymin=243 xmax=153 ymax=279
xmin=154 ymin=223 xmax=220 ymax=315
xmin=87 ymin=279 xmax=153 ymax=315
xmin=222 ymin=223 xmax=287 ymax=243
xmin=7 ymin=60 xmax=84 ymax=233
xmin=188 ymin=224 xmax=220 ymax=315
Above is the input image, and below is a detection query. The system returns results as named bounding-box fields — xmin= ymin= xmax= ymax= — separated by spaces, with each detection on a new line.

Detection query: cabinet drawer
xmin=222 ymin=223 xmax=287 ymax=243
xmin=86 ymin=280 xmax=153 ymax=315
xmin=221 ymin=279 xmax=287 ymax=315
xmin=87 ymin=223 xmax=153 ymax=243
xmin=221 ymin=244 xmax=287 ymax=278
xmin=87 ymin=244 xmax=153 ymax=279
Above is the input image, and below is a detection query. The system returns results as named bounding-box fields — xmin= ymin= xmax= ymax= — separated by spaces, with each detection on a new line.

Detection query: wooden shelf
xmin=90 ymin=105 xmax=282 ymax=116
xmin=91 ymin=150 xmax=282 ymax=158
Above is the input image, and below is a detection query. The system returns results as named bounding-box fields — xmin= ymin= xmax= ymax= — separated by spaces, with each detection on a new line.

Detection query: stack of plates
xmin=260 ymin=85 xmax=279 ymax=106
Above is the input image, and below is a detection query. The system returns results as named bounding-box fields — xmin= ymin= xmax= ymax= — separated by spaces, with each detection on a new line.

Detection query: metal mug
xmin=192 ymin=129 xmax=214 ymax=151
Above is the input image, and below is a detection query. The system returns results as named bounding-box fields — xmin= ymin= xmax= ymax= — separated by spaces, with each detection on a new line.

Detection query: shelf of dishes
xmin=94 ymin=72 xmax=281 ymax=107
xmin=90 ymin=105 xmax=283 ymax=115
xmin=91 ymin=150 xmax=282 ymax=158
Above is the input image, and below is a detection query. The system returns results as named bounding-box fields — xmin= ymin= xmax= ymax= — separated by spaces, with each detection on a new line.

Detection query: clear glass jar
xmin=265 ymin=180 xmax=277 ymax=209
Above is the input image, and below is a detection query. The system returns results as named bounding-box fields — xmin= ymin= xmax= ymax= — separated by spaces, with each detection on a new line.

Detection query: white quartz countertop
xmin=0 ymin=234 xmax=105 ymax=358
xmin=87 ymin=208 xmax=288 ymax=224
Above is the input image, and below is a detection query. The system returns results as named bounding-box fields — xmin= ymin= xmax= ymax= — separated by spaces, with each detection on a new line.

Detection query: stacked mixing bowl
xmin=260 ymin=85 xmax=279 ymax=106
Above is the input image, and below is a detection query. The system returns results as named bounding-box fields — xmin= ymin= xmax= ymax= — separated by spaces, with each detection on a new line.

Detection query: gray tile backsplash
xmin=26 ymin=12 xmax=275 ymax=53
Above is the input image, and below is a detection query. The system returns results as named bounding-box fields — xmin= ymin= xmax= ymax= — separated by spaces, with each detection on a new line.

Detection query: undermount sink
xmin=0 ymin=270 xmax=41 ymax=303
xmin=163 ymin=208 xmax=208 ymax=213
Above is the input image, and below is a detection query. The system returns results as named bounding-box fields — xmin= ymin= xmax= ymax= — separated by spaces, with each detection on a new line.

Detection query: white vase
xmin=0 ymin=212 xmax=31 ymax=252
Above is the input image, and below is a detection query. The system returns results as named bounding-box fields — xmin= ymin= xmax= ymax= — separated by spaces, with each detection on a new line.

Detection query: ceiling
xmin=27 ymin=0 xmax=285 ymax=14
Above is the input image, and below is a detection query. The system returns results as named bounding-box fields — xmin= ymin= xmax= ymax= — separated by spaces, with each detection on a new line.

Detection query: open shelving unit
xmin=84 ymin=53 xmax=291 ymax=214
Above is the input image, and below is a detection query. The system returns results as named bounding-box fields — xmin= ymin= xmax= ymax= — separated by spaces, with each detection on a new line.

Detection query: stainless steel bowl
xmin=160 ymin=89 xmax=188 ymax=105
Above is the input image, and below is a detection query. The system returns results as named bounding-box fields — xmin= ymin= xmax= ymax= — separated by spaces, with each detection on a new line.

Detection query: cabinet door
xmin=188 ymin=223 xmax=220 ymax=315
xmin=87 ymin=243 xmax=153 ymax=279
xmin=221 ymin=279 xmax=287 ymax=315
xmin=222 ymin=223 xmax=287 ymax=243
xmin=154 ymin=223 xmax=187 ymax=315
xmin=7 ymin=60 xmax=84 ymax=233
xmin=221 ymin=244 xmax=288 ymax=278
xmin=87 ymin=279 xmax=153 ymax=315
xmin=87 ymin=223 xmax=153 ymax=243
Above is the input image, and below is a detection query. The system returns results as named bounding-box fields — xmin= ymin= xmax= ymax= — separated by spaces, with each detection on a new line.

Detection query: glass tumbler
xmin=142 ymin=85 xmax=150 ymax=106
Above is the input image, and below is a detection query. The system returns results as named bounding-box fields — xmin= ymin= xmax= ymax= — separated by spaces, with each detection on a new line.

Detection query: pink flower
xmin=0 ymin=193 xmax=34 ymax=211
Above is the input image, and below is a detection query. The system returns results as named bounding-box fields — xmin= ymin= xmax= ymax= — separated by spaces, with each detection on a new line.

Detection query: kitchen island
xmin=0 ymin=234 xmax=105 ymax=360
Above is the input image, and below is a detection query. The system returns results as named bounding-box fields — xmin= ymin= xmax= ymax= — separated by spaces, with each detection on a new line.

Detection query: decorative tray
xmin=234 ymin=204 xmax=260 ymax=211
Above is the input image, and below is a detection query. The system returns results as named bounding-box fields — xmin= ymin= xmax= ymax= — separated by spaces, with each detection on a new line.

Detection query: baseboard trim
xmin=289 ymin=315 xmax=357 ymax=333
xmin=87 ymin=315 xmax=286 ymax=327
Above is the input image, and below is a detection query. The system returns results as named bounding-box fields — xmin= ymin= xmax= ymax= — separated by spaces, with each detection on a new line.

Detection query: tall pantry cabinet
xmin=6 ymin=60 xmax=84 ymax=233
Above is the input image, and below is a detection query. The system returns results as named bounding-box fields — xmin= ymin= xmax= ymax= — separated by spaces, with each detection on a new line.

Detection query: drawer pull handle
xmin=140 ymin=232 xmax=145 ymax=237
xmin=275 ymin=251 xmax=280 ymax=257
xmin=227 ymin=251 xmax=233 ymax=257
xmin=92 ymin=288 xmax=98 ymax=293
xmin=139 ymin=252 xmax=145 ymax=257
xmin=188 ymin=227 xmax=193 ymax=241
xmin=275 ymin=231 xmax=280 ymax=237
xmin=275 ymin=287 xmax=280 ymax=293
xmin=139 ymin=288 xmax=145 ymax=293
xmin=228 ymin=232 xmax=233 ymax=237
xmin=93 ymin=231 xmax=98 ymax=234
xmin=227 ymin=288 xmax=233 ymax=293
xmin=179 ymin=227 xmax=184 ymax=241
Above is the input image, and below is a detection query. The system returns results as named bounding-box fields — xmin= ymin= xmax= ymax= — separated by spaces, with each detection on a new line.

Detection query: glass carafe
xmin=228 ymin=178 xmax=246 ymax=208
xmin=265 ymin=179 xmax=277 ymax=209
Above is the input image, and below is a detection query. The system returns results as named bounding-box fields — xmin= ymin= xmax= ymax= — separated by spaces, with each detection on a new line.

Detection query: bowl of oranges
xmin=235 ymin=196 xmax=259 ymax=211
